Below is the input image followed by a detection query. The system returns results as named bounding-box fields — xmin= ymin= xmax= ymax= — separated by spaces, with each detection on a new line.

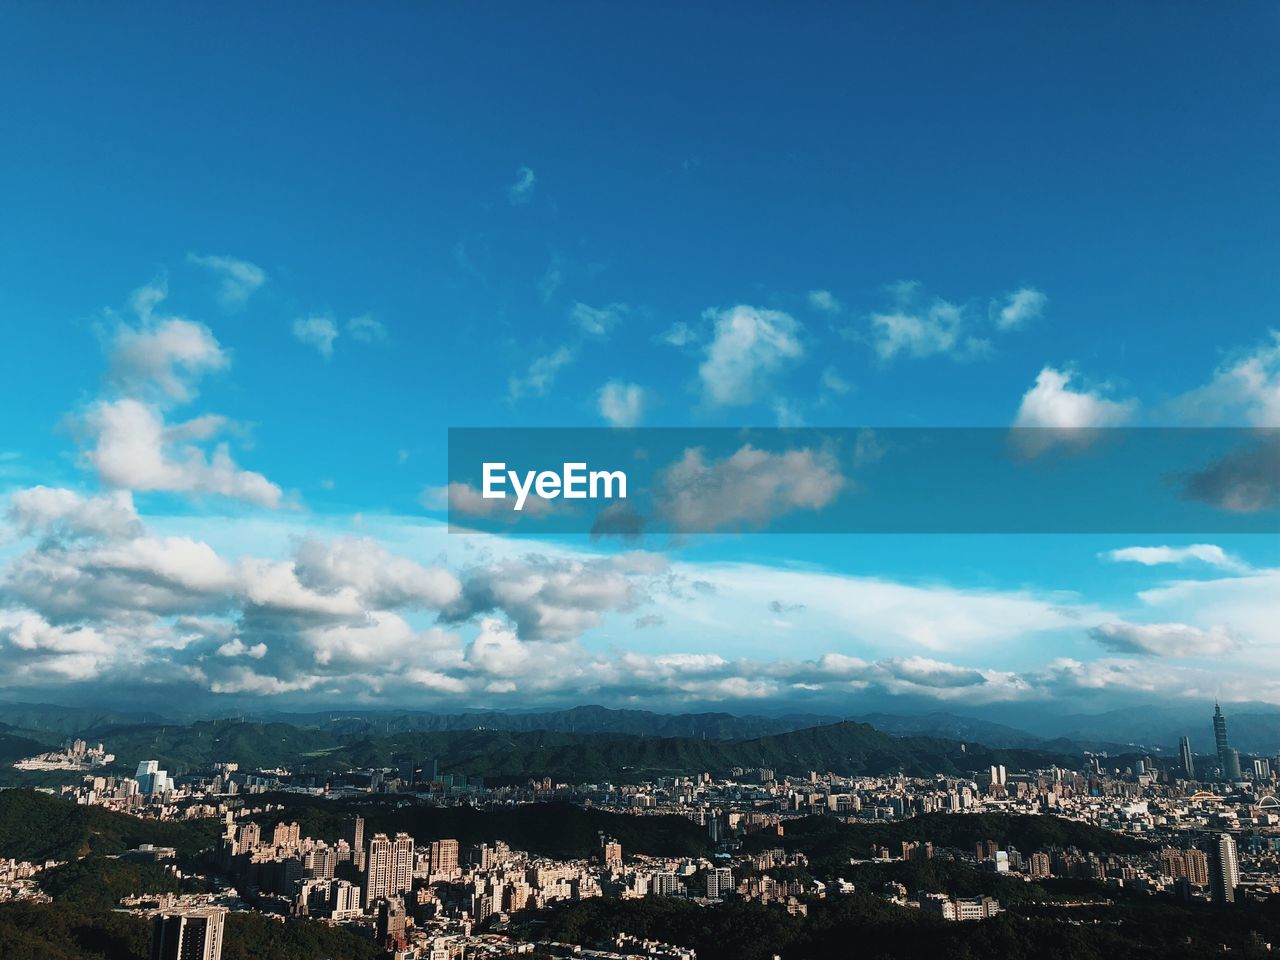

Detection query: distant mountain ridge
xmin=1 ymin=716 xmax=1076 ymax=785
xmin=1 ymin=700 xmax=1276 ymax=755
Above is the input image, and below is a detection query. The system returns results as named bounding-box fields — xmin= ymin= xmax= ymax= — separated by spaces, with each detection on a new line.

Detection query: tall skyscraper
xmin=365 ymin=832 xmax=414 ymax=908
xmin=1209 ymin=834 xmax=1239 ymax=905
xmin=344 ymin=816 xmax=365 ymax=871
xmin=1178 ymin=735 xmax=1195 ymax=779
xmin=150 ymin=906 xmax=226 ymax=960
xmin=1213 ymin=703 xmax=1243 ymax=781
xmin=135 ymin=760 xmax=175 ymax=796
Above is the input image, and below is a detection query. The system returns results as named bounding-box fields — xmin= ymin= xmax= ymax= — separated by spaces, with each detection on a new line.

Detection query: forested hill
xmin=18 ymin=718 xmax=1076 ymax=784
xmin=0 ymin=789 xmax=217 ymax=862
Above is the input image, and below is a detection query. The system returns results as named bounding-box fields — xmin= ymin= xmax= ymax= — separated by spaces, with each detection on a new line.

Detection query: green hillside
xmin=78 ymin=718 xmax=1076 ymax=784
xmin=0 ymin=790 xmax=218 ymax=862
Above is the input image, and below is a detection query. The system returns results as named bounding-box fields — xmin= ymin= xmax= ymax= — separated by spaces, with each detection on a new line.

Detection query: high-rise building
xmin=135 ymin=760 xmax=175 ymax=796
xmin=272 ymin=821 xmax=300 ymax=850
xmin=601 ymin=837 xmax=623 ymax=868
xmin=234 ymin=822 xmax=259 ymax=856
xmin=1028 ymin=852 xmax=1051 ymax=878
xmin=376 ymin=897 xmax=408 ymax=946
xmin=366 ymin=832 xmax=414 ymax=908
xmin=1178 ymin=735 xmax=1195 ymax=779
xmin=150 ymin=906 xmax=226 ymax=960
xmin=706 ymin=866 xmax=733 ymax=898
xmin=1184 ymin=848 xmax=1209 ymax=886
xmin=1208 ymin=834 xmax=1239 ymax=905
xmin=1213 ymin=703 xmax=1243 ymax=781
xmin=428 ymin=838 xmax=460 ymax=877
xmin=344 ymin=816 xmax=365 ymax=871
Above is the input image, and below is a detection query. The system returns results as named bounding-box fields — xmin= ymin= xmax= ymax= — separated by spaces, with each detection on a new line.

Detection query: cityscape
xmin=0 ymin=700 xmax=1277 ymax=958
xmin=2 ymin=3 xmax=1277 ymax=959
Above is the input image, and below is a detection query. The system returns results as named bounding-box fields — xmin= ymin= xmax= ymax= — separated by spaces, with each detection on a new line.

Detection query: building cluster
xmin=11 ymin=738 xmax=114 ymax=772
xmin=8 ymin=701 xmax=1274 ymax=959
xmin=0 ymin=857 xmax=56 ymax=904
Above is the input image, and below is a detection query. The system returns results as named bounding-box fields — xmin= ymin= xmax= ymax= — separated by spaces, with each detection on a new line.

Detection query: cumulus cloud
xmin=658 ymin=445 xmax=844 ymax=532
xmin=292 ymin=316 xmax=339 ymax=357
xmin=1173 ymin=331 xmax=1280 ymax=426
xmin=75 ymin=286 xmax=285 ymax=508
xmin=598 ymin=381 xmax=646 ymax=427
xmin=991 ymin=287 xmax=1046 ymax=330
xmin=1104 ymin=544 xmax=1249 ymax=573
xmin=8 ymin=487 xmax=142 ymax=541
xmin=0 ymin=610 xmax=113 ymax=684
xmin=1089 ymin=621 xmax=1238 ymax=657
xmin=1013 ymin=366 xmax=1136 ymax=431
xmin=509 ymin=346 xmax=574 ymax=400
xmin=82 ymin=399 xmax=283 ymax=508
xmin=293 ymin=536 xmax=461 ymax=608
xmin=186 ymin=253 xmax=266 ymax=307
xmin=441 ymin=552 xmax=666 ymax=641
xmin=109 ymin=315 xmax=228 ymax=403
xmin=507 ymin=166 xmax=536 ymax=204
xmin=699 ymin=305 xmax=803 ymax=406
xmin=868 ymin=285 xmax=986 ymax=361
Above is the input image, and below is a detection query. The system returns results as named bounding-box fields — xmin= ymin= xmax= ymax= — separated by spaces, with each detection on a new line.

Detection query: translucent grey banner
xmin=445 ymin=428 xmax=1280 ymax=535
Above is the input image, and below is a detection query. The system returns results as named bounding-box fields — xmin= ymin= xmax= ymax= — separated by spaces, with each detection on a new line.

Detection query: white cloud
xmin=598 ymin=381 xmax=646 ymax=427
xmin=293 ymin=536 xmax=461 ymax=608
xmin=991 ymin=287 xmax=1046 ymax=330
xmin=1089 ymin=621 xmax=1237 ymax=657
xmin=8 ymin=486 xmax=142 ymax=541
xmin=442 ymin=552 xmax=666 ymax=642
xmin=186 ymin=253 xmax=266 ymax=307
xmin=109 ymin=316 xmax=228 ymax=403
xmin=820 ymin=367 xmax=852 ymax=396
xmin=216 ymin=638 xmax=268 ymax=659
xmin=658 ymin=322 xmax=696 ymax=347
xmin=508 ymin=346 xmax=574 ymax=399
xmin=1134 ymin=567 xmax=1280 ymax=661
xmin=699 ymin=305 xmax=803 ymax=406
xmin=507 ymin=166 xmax=536 ymax=205
xmin=83 ymin=398 xmax=283 ymax=508
xmin=807 ymin=289 xmax=841 ymax=314
xmin=1104 ymin=544 xmax=1249 ymax=573
xmin=1173 ymin=331 xmax=1280 ymax=426
xmin=346 ymin=314 xmax=387 ymax=342
xmin=870 ymin=297 xmax=985 ymax=361
xmin=658 ymin=445 xmax=844 ymax=532
xmin=292 ymin=316 xmax=339 ymax=357
xmin=1013 ymin=366 xmax=1136 ymax=429
xmin=571 ymin=302 xmax=626 ymax=337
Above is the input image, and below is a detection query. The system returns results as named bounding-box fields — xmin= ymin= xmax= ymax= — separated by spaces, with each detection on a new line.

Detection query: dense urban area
xmin=0 ymin=702 xmax=1277 ymax=960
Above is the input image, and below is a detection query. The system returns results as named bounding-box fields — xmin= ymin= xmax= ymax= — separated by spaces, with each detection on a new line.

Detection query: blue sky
xmin=0 ymin=4 xmax=1277 ymax=718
